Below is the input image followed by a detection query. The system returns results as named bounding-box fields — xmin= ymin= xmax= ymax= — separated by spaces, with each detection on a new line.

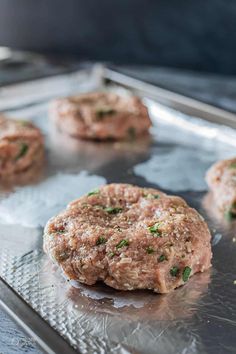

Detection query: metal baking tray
xmin=0 ymin=65 xmax=236 ymax=354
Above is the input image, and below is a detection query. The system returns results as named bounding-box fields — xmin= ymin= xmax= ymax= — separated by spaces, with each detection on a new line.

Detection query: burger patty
xmin=49 ymin=92 xmax=152 ymax=140
xmin=206 ymin=157 xmax=236 ymax=220
xmin=0 ymin=115 xmax=44 ymax=178
xmin=44 ymin=184 xmax=212 ymax=293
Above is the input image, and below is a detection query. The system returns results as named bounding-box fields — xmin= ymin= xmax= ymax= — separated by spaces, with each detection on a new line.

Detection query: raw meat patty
xmin=206 ymin=157 xmax=236 ymax=219
xmin=44 ymin=184 xmax=212 ymax=293
xmin=49 ymin=92 xmax=151 ymax=140
xmin=0 ymin=115 xmax=44 ymax=178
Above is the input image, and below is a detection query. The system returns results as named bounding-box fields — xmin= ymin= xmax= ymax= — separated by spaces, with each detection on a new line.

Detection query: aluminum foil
xmin=0 ymin=67 xmax=236 ymax=354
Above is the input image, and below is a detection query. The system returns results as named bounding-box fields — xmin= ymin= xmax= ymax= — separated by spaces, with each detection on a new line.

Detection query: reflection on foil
xmin=66 ymin=271 xmax=211 ymax=320
xmin=133 ymin=145 xmax=213 ymax=192
xmin=65 ymin=277 xmax=210 ymax=353
xmin=0 ymin=250 xmax=210 ymax=354
xmin=132 ymin=99 xmax=236 ymax=193
xmin=211 ymin=233 xmax=222 ymax=247
xmin=0 ymin=171 xmax=106 ymax=228
xmin=49 ymin=125 xmax=151 ymax=172
xmin=146 ymin=98 xmax=236 ymax=149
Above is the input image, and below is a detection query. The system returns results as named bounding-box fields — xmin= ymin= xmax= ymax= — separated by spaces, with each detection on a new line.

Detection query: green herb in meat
xmin=182 ymin=266 xmax=191 ymax=282
xmin=170 ymin=266 xmax=179 ymax=277
xmin=108 ymin=252 xmax=115 ymax=258
xmin=116 ymin=239 xmax=129 ymax=249
xmin=15 ymin=143 xmax=28 ymax=160
xmin=96 ymin=236 xmax=107 ymax=246
xmin=158 ymin=254 xmax=166 ymax=262
xmin=148 ymin=223 xmax=162 ymax=236
xmin=96 ymin=107 xmax=116 ymax=119
xmin=127 ymin=127 xmax=136 ymax=139
xmin=87 ymin=189 xmax=100 ymax=196
xmin=104 ymin=207 xmax=123 ymax=214
xmin=224 ymin=202 xmax=236 ymax=221
xmin=229 ymin=162 xmax=236 ymax=169
xmin=18 ymin=120 xmax=30 ymax=127
xmin=143 ymin=193 xmax=160 ymax=199
xmin=146 ymin=246 xmax=154 ymax=254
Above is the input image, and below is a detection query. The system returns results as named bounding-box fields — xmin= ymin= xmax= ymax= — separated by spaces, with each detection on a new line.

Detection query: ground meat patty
xmin=49 ymin=92 xmax=151 ymax=140
xmin=44 ymin=184 xmax=212 ymax=293
xmin=0 ymin=115 xmax=44 ymax=178
xmin=206 ymin=157 xmax=236 ymax=220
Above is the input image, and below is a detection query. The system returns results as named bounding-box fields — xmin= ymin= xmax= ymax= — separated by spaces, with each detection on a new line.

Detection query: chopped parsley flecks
xmin=171 ymin=206 xmax=178 ymax=212
xmin=146 ymin=246 xmax=154 ymax=254
xmin=51 ymin=227 xmax=65 ymax=235
xmin=58 ymin=251 xmax=69 ymax=261
xmin=57 ymin=229 xmax=66 ymax=234
xmin=144 ymin=193 xmax=160 ymax=199
xmin=182 ymin=266 xmax=191 ymax=282
xmin=224 ymin=205 xmax=236 ymax=221
xmin=18 ymin=120 xmax=30 ymax=127
xmin=94 ymin=204 xmax=103 ymax=209
xmin=104 ymin=207 xmax=123 ymax=214
xmin=108 ymin=252 xmax=115 ymax=258
xmin=224 ymin=209 xmax=232 ymax=221
xmin=116 ymin=239 xmax=129 ymax=249
xmin=87 ymin=189 xmax=100 ymax=196
xmin=127 ymin=127 xmax=136 ymax=139
xmin=148 ymin=223 xmax=162 ymax=236
xmin=15 ymin=143 xmax=28 ymax=160
xmin=96 ymin=107 xmax=116 ymax=119
xmin=229 ymin=162 xmax=236 ymax=169
xmin=170 ymin=266 xmax=179 ymax=277
xmin=158 ymin=254 xmax=166 ymax=262
xmin=106 ymin=135 xmax=115 ymax=140
xmin=96 ymin=236 xmax=107 ymax=246
xmin=231 ymin=201 xmax=236 ymax=210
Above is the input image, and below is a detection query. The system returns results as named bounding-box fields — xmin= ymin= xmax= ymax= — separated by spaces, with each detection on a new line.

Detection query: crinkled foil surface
xmin=0 ymin=67 xmax=236 ymax=354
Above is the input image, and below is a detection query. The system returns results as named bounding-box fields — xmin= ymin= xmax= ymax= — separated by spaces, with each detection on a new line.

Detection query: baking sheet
xmin=0 ymin=66 xmax=236 ymax=354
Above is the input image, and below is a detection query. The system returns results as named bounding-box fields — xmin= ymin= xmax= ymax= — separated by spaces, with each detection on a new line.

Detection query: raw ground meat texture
xmin=44 ymin=183 xmax=212 ymax=293
xmin=49 ymin=92 xmax=152 ymax=140
xmin=206 ymin=157 xmax=236 ymax=219
xmin=0 ymin=115 xmax=44 ymax=178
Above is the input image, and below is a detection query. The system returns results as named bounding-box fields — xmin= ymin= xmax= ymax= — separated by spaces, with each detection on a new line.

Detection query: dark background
xmin=0 ymin=0 xmax=235 ymax=74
